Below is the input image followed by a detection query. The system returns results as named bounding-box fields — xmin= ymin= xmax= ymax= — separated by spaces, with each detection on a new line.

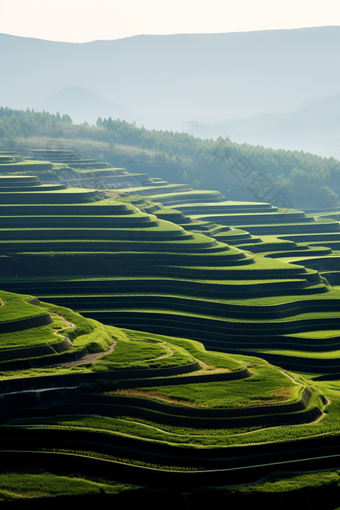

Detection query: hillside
xmin=0 ymin=287 xmax=336 ymax=503
xmin=0 ymin=153 xmax=340 ymax=372
xmin=0 ymin=149 xmax=340 ymax=503
xmin=1 ymin=107 xmax=340 ymax=210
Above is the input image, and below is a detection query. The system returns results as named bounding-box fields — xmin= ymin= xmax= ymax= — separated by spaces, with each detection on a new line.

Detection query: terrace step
xmin=0 ymin=204 xmax=134 ymax=216
xmin=0 ymin=175 xmax=42 ymax=187
xmin=0 ymin=189 xmax=103 ymax=204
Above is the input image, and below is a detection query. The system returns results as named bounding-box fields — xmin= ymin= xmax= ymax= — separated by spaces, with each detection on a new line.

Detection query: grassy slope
xmin=0 ymin=156 xmax=340 ymax=496
xmin=0 ymin=291 xmax=46 ymax=323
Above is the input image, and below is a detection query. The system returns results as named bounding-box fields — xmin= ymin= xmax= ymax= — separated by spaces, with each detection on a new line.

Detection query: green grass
xmin=121 ymin=329 xmax=244 ymax=371
xmin=0 ymin=293 xmax=116 ymax=362
xmin=0 ymin=290 xmax=46 ymax=323
xmin=0 ymin=159 xmax=340 ymax=492
xmin=7 ymin=384 xmax=325 ymax=448
xmin=0 ymin=470 xmax=133 ymax=500
xmin=0 ymin=314 xmax=72 ymax=350
xmin=284 ymin=330 xmax=340 ymax=339
xmin=98 ymin=333 xmax=195 ymax=369
xmin=39 ymin=301 xmax=115 ymax=353
xmin=228 ymin=470 xmax=340 ymax=494
xmin=258 ymin=349 xmax=340 ymax=359
xmin=111 ymin=365 xmax=301 ymax=408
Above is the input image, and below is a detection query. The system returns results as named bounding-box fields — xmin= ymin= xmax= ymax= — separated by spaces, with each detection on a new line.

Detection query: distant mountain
xmin=1 ymin=27 xmax=340 ymax=157
xmin=184 ymin=93 xmax=340 ymax=160
xmin=36 ymin=86 xmax=140 ymax=125
xmin=292 ymin=93 xmax=340 ymax=119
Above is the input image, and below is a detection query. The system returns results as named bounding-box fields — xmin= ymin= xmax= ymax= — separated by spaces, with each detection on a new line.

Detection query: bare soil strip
xmin=45 ymin=313 xmax=116 ymax=367
xmin=45 ymin=341 xmax=116 ymax=368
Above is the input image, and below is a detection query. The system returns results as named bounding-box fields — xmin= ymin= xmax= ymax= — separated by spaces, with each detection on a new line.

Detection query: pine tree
xmin=181 ymin=171 xmax=189 ymax=183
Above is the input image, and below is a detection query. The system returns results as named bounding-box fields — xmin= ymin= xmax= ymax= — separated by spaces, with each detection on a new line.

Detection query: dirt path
xmin=45 ymin=313 xmax=117 ymax=368
xmin=278 ymin=368 xmax=299 ymax=385
xmin=52 ymin=314 xmax=76 ymax=342
xmin=45 ymin=341 xmax=116 ymax=368
xmin=54 ymin=341 xmax=117 ymax=368
xmin=54 ymin=314 xmax=76 ymax=330
xmin=312 ymin=395 xmax=332 ymax=424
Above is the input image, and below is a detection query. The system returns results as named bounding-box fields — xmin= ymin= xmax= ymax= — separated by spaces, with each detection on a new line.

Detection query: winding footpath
xmin=46 ymin=313 xmax=117 ymax=367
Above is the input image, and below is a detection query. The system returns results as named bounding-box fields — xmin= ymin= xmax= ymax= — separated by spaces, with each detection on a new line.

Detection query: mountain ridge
xmin=36 ymin=86 xmax=140 ymax=125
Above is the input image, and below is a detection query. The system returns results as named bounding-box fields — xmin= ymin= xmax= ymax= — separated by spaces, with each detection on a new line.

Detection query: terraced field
xmin=0 ymin=289 xmax=335 ymax=491
xmin=1 ymin=151 xmax=340 ymax=499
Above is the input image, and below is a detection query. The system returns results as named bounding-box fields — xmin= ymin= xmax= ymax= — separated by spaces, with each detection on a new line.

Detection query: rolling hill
xmin=36 ymin=86 xmax=140 ymax=125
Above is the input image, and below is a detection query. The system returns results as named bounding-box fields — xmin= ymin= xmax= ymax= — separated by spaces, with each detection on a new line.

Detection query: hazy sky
xmin=1 ymin=0 xmax=340 ymax=43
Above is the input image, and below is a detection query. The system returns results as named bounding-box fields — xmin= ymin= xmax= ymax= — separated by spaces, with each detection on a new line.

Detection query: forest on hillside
xmin=1 ymin=106 xmax=339 ymax=209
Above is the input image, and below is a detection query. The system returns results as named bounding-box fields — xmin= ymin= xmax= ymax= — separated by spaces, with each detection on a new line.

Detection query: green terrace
xmin=0 ymin=291 xmax=330 ymax=485
xmin=27 ymin=149 xmax=113 ymax=170
xmin=121 ymin=197 xmax=340 ymax=275
xmin=0 ymin=292 xmax=332 ymax=490
xmin=0 ymin=290 xmax=49 ymax=325
xmin=0 ymin=148 xmax=340 ymax=489
xmin=0 ymin=290 xmax=115 ymax=370
xmin=150 ymin=189 xmax=224 ymax=204
xmin=0 ymin=174 xmax=104 ymax=203
xmin=0 ymin=159 xmax=339 ymax=380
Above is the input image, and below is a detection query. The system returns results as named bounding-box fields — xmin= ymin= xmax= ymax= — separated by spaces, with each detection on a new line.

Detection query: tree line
xmin=0 ymin=107 xmax=339 ymax=207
